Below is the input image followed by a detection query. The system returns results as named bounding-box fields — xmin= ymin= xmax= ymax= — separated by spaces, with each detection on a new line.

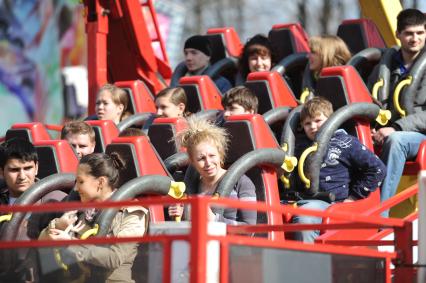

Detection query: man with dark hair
xmin=183 ymin=35 xmax=232 ymax=94
xmin=368 ymin=9 xmax=426 ymax=216
xmin=0 ymin=138 xmax=67 ymax=282
xmin=222 ymin=86 xmax=258 ymax=117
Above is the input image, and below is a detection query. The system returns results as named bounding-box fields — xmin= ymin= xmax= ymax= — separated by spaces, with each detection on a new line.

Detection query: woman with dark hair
xmin=39 ymin=152 xmax=148 ymax=283
xmin=239 ymin=34 xmax=276 ymax=81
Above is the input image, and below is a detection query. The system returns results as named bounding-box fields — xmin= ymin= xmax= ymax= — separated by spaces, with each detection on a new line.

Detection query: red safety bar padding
xmin=7 ymin=123 xmax=51 ymax=142
xmin=107 ymin=136 xmax=170 ymax=222
xmin=148 ymin=117 xmax=188 ymax=160
xmin=85 ymin=120 xmax=119 ymax=152
xmin=207 ymin=27 xmax=243 ymax=57
xmin=34 ymin=140 xmax=79 ymax=174
xmin=246 ymin=71 xmax=298 ymax=111
xmin=337 ymin=19 xmax=386 ymax=54
xmin=270 ymin=23 xmax=310 ymax=53
xmin=404 ymin=140 xmax=426 ymax=175
xmin=115 ymin=80 xmax=156 ymax=113
xmin=179 ymin=76 xmax=224 ymax=111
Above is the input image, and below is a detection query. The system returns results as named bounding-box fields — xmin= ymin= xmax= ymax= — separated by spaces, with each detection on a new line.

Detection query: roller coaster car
xmin=105 ymin=136 xmax=172 ymax=222
xmin=5 ymin=122 xmax=51 ymax=142
xmin=148 ymin=117 xmax=188 ymax=161
xmin=85 ymin=120 xmax=119 ymax=153
xmin=178 ymin=75 xmax=224 ymax=114
xmin=115 ymin=80 xmax=156 ymax=113
xmin=33 ymin=140 xmax=79 ymax=179
xmin=337 ymin=19 xmax=386 ymax=55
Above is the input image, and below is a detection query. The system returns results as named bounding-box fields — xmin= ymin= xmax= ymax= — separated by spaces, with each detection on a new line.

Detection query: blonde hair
xmin=309 ymin=35 xmax=351 ymax=76
xmin=176 ymin=116 xmax=229 ymax=164
xmin=98 ymin=84 xmax=133 ymax=121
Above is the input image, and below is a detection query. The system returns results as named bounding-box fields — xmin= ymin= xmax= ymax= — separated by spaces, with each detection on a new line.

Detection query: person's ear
xmin=0 ymin=167 xmax=3 ymax=178
xmin=34 ymin=162 xmax=39 ymax=176
xmin=395 ymin=30 xmax=400 ymax=40
xmin=249 ymin=109 xmax=255 ymax=114
xmin=177 ymin=102 xmax=185 ymax=114
xmin=117 ymin=103 xmax=124 ymax=115
xmin=98 ymin=176 xmax=107 ymax=190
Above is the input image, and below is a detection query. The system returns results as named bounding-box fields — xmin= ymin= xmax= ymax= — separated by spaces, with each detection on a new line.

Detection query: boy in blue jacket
xmin=293 ymin=97 xmax=386 ymax=242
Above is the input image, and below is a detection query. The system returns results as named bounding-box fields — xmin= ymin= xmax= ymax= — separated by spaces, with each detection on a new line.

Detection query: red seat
xmin=105 ymin=136 xmax=171 ymax=222
xmin=403 ymin=140 xmax=426 ymax=175
xmin=245 ymin=71 xmax=298 ymax=114
xmin=115 ymin=80 xmax=156 ymax=113
xmin=85 ymin=120 xmax=119 ymax=153
xmin=223 ymin=114 xmax=283 ymax=240
xmin=206 ymin=27 xmax=242 ymax=63
xmin=178 ymin=76 xmax=224 ymax=114
xmin=6 ymin=123 xmax=51 ymax=142
xmin=148 ymin=117 xmax=188 ymax=160
xmin=268 ymin=23 xmax=310 ymax=62
xmin=337 ymin=19 xmax=386 ymax=55
xmin=33 ymin=140 xmax=79 ymax=179
xmin=314 ymin=66 xmax=381 ymax=242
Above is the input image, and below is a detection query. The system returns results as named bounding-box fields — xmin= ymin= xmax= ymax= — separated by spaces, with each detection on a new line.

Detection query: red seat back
xmin=245 ymin=71 xmax=298 ymax=114
xmin=85 ymin=120 xmax=119 ymax=153
xmin=105 ymin=136 xmax=171 ymax=222
xmin=115 ymin=80 xmax=156 ymax=113
xmin=269 ymin=23 xmax=310 ymax=62
xmin=6 ymin=123 xmax=51 ymax=142
xmin=224 ymin=114 xmax=283 ymax=240
xmin=148 ymin=117 xmax=188 ymax=160
xmin=178 ymin=76 xmax=224 ymax=114
xmin=337 ymin=19 xmax=386 ymax=54
xmin=34 ymin=140 xmax=78 ymax=179
xmin=206 ymin=27 xmax=242 ymax=63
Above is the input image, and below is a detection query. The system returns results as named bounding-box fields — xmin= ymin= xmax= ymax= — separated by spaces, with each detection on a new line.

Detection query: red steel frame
xmin=0 ymin=193 xmax=418 ymax=283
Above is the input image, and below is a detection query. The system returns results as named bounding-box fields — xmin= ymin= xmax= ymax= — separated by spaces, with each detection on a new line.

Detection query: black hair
xmin=79 ymin=152 xmax=126 ymax=188
xmin=397 ymin=9 xmax=426 ymax=32
xmin=0 ymin=138 xmax=38 ymax=169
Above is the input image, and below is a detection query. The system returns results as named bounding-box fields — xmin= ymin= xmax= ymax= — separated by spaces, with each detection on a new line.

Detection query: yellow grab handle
xmin=281 ymin=143 xmax=288 ymax=153
xmin=175 ymin=216 xmax=181 ymax=222
xmin=393 ymin=76 xmax=412 ymax=117
xmin=297 ymin=143 xmax=318 ymax=189
xmin=80 ymin=224 xmax=99 ymax=240
xmin=168 ymin=181 xmax=186 ymax=199
xmin=376 ymin=109 xmax=392 ymax=126
xmin=0 ymin=213 xmax=12 ymax=223
xmin=300 ymin=88 xmax=310 ymax=104
xmin=280 ymin=175 xmax=290 ymax=189
xmin=54 ymin=248 xmax=69 ymax=271
xmin=371 ymin=78 xmax=384 ymax=100
xmin=281 ymin=156 xmax=298 ymax=173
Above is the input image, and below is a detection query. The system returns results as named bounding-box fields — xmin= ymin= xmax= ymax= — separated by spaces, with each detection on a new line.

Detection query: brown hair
xmin=222 ymin=86 xmax=258 ymax=113
xmin=155 ymin=87 xmax=188 ymax=116
xmin=79 ymin=152 xmax=126 ymax=188
xmin=239 ymin=34 xmax=276 ymax=79
xmin=119 ymin=128 xmax=147 ymax=137
xmin=309 ymin=35 xmax=351 ymax=76
xmin=98 ymin=84 xmax=133 ymax=121
xmin=300 ymin=96 xmax=333 ymax=123
xmin=61 ymin=121 xmax=96 ymax=144
xmin=176 ymin=116 xmax=229 ymax=165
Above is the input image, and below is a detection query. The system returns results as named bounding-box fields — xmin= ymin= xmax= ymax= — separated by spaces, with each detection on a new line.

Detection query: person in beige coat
xmin=39 ymin=152 xmax=148 ymax=283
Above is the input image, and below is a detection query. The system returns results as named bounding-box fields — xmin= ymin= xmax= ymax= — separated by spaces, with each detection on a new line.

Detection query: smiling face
xmin=248 ymin=53 xmax=272 ymax=73
xmin=184 ymin=48 xmax=210 ymax=73
xmin=155 ymin=95 xmax=185 ymax=118
xmin=189 ymin=141 xmax=225 ymax=183
xmin=95 ymin=90 xmax=124 ymax=124
xmin=0 ymin=159 xmax=38 ymax=198
xmin=396 ymin=24 xmax=426 ymax=57
xmin=302 ymin=113 xmax=328 ymax=141
xmin=75 ymin=164 xmax=102 ymax=203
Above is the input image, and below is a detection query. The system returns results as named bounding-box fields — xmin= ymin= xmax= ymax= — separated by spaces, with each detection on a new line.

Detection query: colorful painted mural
xmin=0 ymin=0 xmax=86 ymax=135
